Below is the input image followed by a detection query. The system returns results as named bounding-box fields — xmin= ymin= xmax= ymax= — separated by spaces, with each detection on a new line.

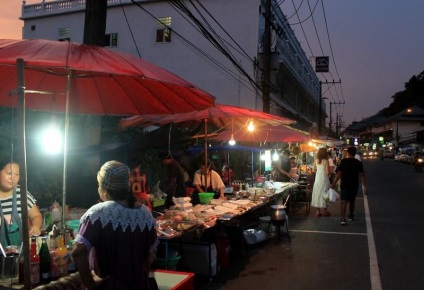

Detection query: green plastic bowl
xmin=199 ymin=192 xmax=214 ymax=204
xmin=66 ymin=219 xmax=80 ymax=232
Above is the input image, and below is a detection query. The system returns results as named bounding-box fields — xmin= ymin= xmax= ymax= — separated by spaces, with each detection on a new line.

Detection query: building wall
xmin=21 ymin=0 xmax=321 ymax=131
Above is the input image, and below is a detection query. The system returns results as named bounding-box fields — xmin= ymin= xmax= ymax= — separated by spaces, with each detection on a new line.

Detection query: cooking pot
xmin=270 ymin=205 xmax=287 ymax=221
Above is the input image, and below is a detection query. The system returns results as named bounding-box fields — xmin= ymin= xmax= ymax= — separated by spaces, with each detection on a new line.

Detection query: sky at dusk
xmin=1 ymin=0 xmax=424 ymax=128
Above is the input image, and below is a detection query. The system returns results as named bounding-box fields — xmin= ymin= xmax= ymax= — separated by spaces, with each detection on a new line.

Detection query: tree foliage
xmin=380 ymin=70 xmax=424 ymax=116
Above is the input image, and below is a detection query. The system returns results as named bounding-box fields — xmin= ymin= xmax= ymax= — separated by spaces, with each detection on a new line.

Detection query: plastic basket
xmin=155 ymin=255 xmax=181 ymax=270
xmin=198 ymin=192 xmax=214 ymax=204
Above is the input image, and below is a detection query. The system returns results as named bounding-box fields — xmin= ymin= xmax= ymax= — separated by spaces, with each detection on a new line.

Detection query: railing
xmin=22 ymin=0 xmax=126 ymax=17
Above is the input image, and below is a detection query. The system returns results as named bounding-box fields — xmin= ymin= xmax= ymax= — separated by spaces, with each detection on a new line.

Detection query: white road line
xmin=364 ymin=194 xmax=382 ymax=290
xmin=290 ymin=230 xmax=367 ymax=236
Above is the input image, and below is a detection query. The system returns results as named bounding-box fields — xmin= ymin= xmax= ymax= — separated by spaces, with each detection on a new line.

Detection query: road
xmin=194 ymin=157 xmax=424 ymax=290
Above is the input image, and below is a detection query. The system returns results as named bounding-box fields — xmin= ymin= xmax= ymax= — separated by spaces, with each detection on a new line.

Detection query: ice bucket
xmin=0 ymin=254 xmax=19 ymax=279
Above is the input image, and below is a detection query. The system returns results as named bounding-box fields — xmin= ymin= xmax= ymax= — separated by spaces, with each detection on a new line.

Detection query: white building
xmin=21 ymin=0 xmax=323 ymax=132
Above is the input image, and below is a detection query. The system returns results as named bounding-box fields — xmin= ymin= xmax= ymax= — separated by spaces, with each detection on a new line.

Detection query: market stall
xmin=154 ymin=181 xmax=298 ymax=277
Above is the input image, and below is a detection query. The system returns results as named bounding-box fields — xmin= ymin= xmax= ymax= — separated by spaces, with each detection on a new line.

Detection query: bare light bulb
xmin=248 ymin=121 xmax=254 ymax=132
xmin=229 ymin=133 xmax=236 ymax=145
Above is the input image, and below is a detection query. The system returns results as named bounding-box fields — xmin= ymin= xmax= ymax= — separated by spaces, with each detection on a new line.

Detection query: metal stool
xmin=267 ymin=216 xmax=291 ymax=243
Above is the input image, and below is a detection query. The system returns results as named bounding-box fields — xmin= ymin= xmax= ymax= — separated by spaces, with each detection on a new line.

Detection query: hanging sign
xmin=315 ymin=56 xmax=329 ymax=72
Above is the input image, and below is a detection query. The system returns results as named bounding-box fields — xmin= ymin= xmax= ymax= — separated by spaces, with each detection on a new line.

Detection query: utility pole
xmin=262 ymin=0 xmax=271 ymax=113
xmin=84 ymin=0 xmax=107 ymax=46
xmin=329 ymin=101 xmax=345 ymax=135
xmin=320 ymin=80 xmax=341 ymax=134
xmin=335 ymin=113 xmax=343 ymax=136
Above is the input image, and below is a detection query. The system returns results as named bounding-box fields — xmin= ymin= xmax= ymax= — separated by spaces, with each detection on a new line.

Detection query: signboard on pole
xmin=315 ymin=56 xmax=329 ymax=72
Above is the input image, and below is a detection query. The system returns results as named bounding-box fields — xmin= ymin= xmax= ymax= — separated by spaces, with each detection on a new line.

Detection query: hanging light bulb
xmin=229 ymin=119 xmax=236 ymax=145
xmin=248 ymin=121 xmax=254 ymax=132
xmin=229 ymin=133 xmax=236 ymax=145
xmin=42 ymin=118 xmax=62 ymax=154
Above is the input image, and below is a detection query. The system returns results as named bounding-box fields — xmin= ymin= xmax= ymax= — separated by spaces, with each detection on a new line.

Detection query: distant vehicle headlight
xmin=418 ymin=158 xmax=423 ymax=163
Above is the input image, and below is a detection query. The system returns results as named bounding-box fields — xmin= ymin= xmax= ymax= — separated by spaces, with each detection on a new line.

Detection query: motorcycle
xmin=414 ymin=156 xmax=423 ymax=172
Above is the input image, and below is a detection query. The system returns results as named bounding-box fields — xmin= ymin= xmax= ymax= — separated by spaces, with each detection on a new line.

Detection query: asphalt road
xmin=193 ymin=157 xmax=424 ymax=290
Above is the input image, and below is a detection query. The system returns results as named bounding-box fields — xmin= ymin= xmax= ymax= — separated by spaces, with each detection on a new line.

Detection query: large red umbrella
xmin=211 ymin=124 xmax=310 ymax=143
xmin=0 ymin=38 xmax=215 ymax=288
xmin=0 ymin=39 xmax=215 ymax=114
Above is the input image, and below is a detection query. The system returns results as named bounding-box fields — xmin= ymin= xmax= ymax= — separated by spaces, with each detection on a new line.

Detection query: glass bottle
xmin=30 ymin=239 xmax=40 ymax=287
xmin=39 ymin=236 xmax=51 ymax=284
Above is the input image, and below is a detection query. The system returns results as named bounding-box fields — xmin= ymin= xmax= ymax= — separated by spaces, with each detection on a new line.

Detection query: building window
xmin=31 ymin=25 xmax=36 ymax=31
xmin=156 ymin=17 xmax=172 ymax=43
xmin=58 ymin=27 xmax=70 ymax=37
xmin=105 ymin=33 xmax=118 ymax=47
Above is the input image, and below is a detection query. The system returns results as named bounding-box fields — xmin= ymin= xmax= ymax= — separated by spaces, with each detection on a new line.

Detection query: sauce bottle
xmin=30 ymin=239 xmax=40 ymax=287
xmin=49 ymin=235 xmax=60 ymax=281
xmin=55 ymin=236 xmax=68 ymax=277
xmin=39 ymin=236 xmax=51 ymax=284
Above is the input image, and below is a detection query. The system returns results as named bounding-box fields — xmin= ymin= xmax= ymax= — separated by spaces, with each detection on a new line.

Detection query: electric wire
xmin=119 ymin=0 xmax=142 ymax=58
xmin=128 ymin=0 xmax=260 ymax=95
xmin=168 ymin=0 xmax=257 ymax=88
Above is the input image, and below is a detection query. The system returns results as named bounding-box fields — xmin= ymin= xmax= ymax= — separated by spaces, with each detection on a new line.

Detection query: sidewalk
xmin=193 ymin=198 xmax=369 ymax=290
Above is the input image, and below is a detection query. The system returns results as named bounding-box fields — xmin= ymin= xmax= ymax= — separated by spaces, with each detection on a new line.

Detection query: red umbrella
xmin=210 ymin=124 xmax=309 ymax=143
xmin=0 ymin=39 xmax=215 ymax=114
xmin=119 ymin=103 xmax=295 ymax=129
xmin=0 ymin=38 xmax=215 ymax=288
xmin=119 ymin=103 xmax=296 ymax=186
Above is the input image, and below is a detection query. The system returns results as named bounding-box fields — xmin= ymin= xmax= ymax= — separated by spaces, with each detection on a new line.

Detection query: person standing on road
xmin=311 ymin=148 xmax=331 ymax=217
xmin=330 ymin=146 xmax=368 ymax=225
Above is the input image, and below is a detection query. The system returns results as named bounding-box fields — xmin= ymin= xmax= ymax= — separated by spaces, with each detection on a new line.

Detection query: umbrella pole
xmin=204 ymin=119 xmax=208 ymax=188
xmin=61 ymin=72 xmax=71 ymax=229
xmin=17 ymin=58 xmax=31 ymax=289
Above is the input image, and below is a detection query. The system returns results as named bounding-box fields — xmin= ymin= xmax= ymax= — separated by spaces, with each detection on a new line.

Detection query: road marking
xmin=364 ymin=194 xmax=382 ymax=290
xmin=290 ymin=230 xmax=367 ymax=235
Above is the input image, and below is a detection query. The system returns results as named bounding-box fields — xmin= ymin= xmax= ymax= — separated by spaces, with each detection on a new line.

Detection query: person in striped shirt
xmin=0 ymin=153 xmax=43 ymax=246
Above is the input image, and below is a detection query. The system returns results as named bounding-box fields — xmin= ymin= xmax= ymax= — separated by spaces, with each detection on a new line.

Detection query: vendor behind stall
xmin=0 ymin=152 xmax=42 ymax=247
xmin=159 ymin=152 xmax=187 ymax=209
xmin=192 ymin=159 xmax=225 ymax=204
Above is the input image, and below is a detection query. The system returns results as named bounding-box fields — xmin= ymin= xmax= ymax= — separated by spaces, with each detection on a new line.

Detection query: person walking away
xmin=330 ymin=146 xmax=368 ymax=225
xmin=72 ymin=160 xmax=158 ymax=289
xmin=276 ymin=149 xmax=292 ymax=182
xmin=327 ymin=150 xmax=335 ymax=183
xmin=311 ymin=148 xmax=331 ymax=217
xmin=159 ymin=152 xmax=187 ymax=209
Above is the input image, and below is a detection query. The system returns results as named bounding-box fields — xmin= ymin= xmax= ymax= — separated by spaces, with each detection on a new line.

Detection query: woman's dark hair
xmin=107 ymin=189 xmax=136 ymax=208
xmin=199 ymin=159 xmax=212 ymax=170
xmin=317 ymin=148 xmax=328 ymax=164
xmin=0 ymin=150 xmax=20 ymax=171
